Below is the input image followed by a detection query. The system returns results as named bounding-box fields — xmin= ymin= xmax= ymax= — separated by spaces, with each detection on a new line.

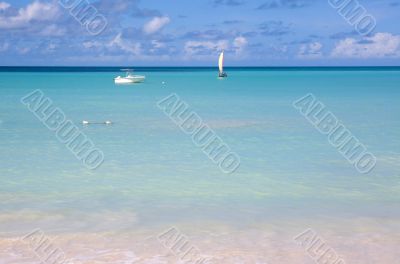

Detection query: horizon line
xmin=1 ymin=65 xmax=400 ymax=68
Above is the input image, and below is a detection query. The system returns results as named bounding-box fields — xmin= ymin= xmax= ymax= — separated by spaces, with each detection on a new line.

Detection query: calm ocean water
xmin=0 ymin=67 xmax=399 ymax=263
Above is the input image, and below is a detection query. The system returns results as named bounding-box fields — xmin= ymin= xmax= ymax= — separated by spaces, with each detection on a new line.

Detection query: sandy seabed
xmin=1 ymin=217 xmax=399 ymax=264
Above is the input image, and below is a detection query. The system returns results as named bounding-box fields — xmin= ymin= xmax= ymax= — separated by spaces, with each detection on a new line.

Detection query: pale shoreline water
xmin=1 ymin=218 xmax=400 ymax=263
xmin=1 ymin=68 xmax=399 ymax=263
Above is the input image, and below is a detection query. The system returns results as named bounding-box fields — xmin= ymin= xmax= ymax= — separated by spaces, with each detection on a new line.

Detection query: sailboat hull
xmin=218 ymin=72 xmax=228 ymax=78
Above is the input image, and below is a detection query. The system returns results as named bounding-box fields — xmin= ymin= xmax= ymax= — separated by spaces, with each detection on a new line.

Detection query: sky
xmin=0 ymin=0 xmax=399 ymax=66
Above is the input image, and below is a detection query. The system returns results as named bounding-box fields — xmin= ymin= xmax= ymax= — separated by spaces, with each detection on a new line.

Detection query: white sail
xmin=218 ymin=51 xmax=224 ymax=73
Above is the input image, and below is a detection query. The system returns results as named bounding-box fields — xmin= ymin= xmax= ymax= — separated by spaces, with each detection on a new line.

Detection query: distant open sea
xmin=0 ymin=67 xmax=399 ymax=263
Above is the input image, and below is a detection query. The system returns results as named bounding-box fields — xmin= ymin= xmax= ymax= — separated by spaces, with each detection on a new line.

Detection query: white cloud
xmin=40 ymin=24 xmax=65 ymax=36
xmin=151 ymin=40 xmax=166 ymax=49
xmin=143 ymin=16 xmax=170 ymax=35
xmin=83 ymin=41 xmax=103 ymax=49
xmin=17 ymin=47 xmax=30 ymax=54
xmin=233 ymin=36 xmax=248 ymax=54
xmin=184 ymin=40 xmax=229 ymax=56
xmin=149 ymin=40 xmax=167 ymax=53
xmin=81 ymin=34 xmax=142 ymax=55
xmin=298 ymin=42 xmax=323 ymax=59
xmin=42 ymin=43 xmax=57 ymax=53
xmin=48 ymin=43 xmax=56 ymax=50
xmin=184 ymin=38 xmax=249 ymax=59
xmin=0 ymin=2 xmax=10 ymax=10
xmin=0 ymin=1 xmax=59 ymax=29
xmin=331 ymin=32 xmax=400 ymax=58
xmin=108 ymin=33 xmax=142 ymax=55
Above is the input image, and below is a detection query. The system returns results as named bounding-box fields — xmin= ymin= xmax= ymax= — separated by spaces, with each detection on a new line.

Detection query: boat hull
xmin=114 ymin=75 xmax=146 ymax=84
xmin=218 ymin=72 xmax=228 ymax=78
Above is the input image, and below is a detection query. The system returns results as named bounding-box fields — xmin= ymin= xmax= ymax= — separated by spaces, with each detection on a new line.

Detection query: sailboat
xmin=218 ymin=51 xmax=227 ymax=78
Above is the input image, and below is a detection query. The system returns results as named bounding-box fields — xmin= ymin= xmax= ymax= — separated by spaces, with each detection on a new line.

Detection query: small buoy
xmin=162 ymin=81 xmax=166 ymax=85
xmin=82 ymin=120 xmax=112 ymax=125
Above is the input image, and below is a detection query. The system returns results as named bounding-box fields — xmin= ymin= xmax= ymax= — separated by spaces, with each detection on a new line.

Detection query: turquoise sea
xmin=0 ymin=67 xmax=399 ymax=263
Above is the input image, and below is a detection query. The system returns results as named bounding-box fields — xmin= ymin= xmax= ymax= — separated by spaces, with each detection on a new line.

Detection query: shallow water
xmin=0 ymin=68 xmax=399 ymax=263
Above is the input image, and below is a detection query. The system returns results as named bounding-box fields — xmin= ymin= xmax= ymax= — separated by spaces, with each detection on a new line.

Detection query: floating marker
xmin=82 ymin=120 xmax=113 ymax=125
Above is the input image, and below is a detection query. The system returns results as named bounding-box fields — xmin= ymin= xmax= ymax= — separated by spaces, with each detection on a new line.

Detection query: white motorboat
xmin=114 ymin=69 xmax=145 ymax=84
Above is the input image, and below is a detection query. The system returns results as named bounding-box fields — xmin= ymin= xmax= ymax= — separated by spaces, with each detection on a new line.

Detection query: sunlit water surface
xmin=0 ymin=68 xmax=399 ymax=263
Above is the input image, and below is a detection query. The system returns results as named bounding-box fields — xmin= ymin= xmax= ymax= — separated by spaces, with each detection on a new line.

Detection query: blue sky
xmin=0 ymin=0 xmax=399 ymax=66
